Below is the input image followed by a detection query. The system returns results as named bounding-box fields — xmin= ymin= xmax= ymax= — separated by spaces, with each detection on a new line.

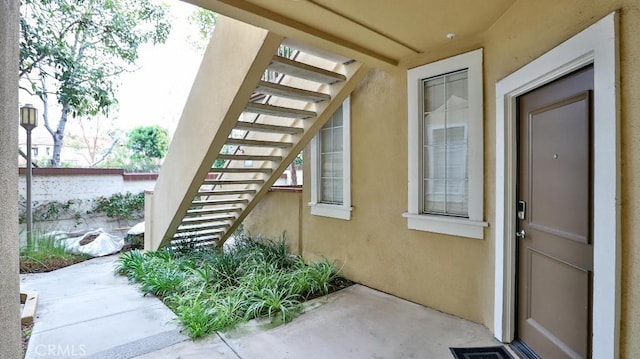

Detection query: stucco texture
xmin=302 ymin=67 xmax=491 ymax=325
xmin=243 ymin=189 xmax=302 ymax=255
xmin=0 ymin=1 xmax=22 ymax=358
xmin=294 ymin=0 xmax=640 ymax=357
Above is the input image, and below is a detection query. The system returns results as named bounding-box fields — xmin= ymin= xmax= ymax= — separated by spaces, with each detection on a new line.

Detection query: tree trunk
xmin=50 ymin=105 xmax=69 ymax=167
xmin=289 ymin=162 xmax=297 ymax=185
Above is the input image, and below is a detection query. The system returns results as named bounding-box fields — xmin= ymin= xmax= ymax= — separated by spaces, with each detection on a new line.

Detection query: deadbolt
xmin=517 ymin=200 xmax=526 ymax=220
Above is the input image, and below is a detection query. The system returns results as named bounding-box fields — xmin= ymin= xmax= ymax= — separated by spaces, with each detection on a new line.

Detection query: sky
xmin=20 ymin=0 xmax=206 ymax=150
xmin=116 ymin=0 xmax=204 ymax=135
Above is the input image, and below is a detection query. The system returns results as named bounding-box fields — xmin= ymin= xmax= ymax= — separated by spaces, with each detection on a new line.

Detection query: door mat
xmin=450 ymin=346 xmax=514 ymax=359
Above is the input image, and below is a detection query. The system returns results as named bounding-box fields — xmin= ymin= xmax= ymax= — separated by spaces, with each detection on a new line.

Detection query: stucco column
xmin=0 ymin=1 xmax=22 ymax=358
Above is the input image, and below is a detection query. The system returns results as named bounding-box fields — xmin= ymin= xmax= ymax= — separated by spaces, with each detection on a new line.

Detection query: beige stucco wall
xmin=482 ymin=2 xmax=640 ymax=357
xmin=243 ymin=189 xmax=302 ymax=255
xmin=293 ymin=0 xmax=640 ymax=356
xmin=302 ymin=66 xmax=492 ymax=324
xmin=234 ymin=0 xmax=639 ymax=355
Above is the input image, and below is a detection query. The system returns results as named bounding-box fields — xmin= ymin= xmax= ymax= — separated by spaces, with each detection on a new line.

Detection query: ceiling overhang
xmin=184 ymin=0 xmax=515 ymax=69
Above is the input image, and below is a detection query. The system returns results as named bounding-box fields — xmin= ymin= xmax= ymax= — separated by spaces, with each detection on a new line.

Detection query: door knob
xmin=516 ymin=229 xmax=526 ymax=238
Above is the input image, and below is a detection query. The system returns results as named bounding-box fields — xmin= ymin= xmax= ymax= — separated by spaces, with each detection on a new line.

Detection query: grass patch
xmin=115 ymin=234 xmax=352 ymax=338
xmin=20 ymin=230 xmax=89 ymax=273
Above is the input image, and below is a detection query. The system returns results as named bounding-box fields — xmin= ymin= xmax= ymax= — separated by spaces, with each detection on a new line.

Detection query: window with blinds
xmin=319 ymin=105 xmax=344 ymax=205
xmin=421 ymin=70 xmax=469 ymax=217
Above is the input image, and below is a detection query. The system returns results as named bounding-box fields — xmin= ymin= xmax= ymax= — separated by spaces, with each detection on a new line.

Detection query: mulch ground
xmin=20 ymin=255 xmax=88 ymax=274
xmin=306 ymin=276 xmax=355 ymax=301
xmin=22 ymin=322 xmax=33 ymax=356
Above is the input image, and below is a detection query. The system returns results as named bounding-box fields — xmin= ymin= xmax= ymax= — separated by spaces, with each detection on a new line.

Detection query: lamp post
xmin=20 ymin=104 xmax=38 ymax=244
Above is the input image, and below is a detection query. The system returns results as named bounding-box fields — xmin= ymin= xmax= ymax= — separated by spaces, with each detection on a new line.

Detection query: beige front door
xmin=516 ymin=65 xmax=594 ymax=358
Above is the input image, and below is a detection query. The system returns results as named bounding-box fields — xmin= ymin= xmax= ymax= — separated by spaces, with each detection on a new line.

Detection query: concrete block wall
xmin=17 ymin=168 xmax=156 ymax=236
xmin=18 ymin=168 xmax=156 ymax=203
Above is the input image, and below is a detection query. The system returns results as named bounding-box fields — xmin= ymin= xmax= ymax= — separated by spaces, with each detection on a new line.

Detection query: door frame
xmin=493 ymin=12 xmax=620 ymax=358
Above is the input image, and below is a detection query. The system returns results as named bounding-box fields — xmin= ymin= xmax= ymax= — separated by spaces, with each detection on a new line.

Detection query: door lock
xmin=516 ymin=229 xmax=526 ymax=239
xmin=517 ymin=200 xmax=526 ymax=220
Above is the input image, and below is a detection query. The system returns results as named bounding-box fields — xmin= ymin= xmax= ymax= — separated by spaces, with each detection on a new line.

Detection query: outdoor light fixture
xmin=20 ymin=103 xmax=38 ymax=242
xmin=20 ymin=103 xmax=38 ymax=129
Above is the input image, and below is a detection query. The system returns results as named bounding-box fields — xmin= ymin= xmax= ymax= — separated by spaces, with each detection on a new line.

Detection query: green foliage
xmin=115 ymin=235 xmax=343 ymax=338
xmin=126 ymin=125 xmax=170 ymax=160
xmin=188 ymin=8 xmax=218 ymax=50
xmin=294 ymin=151 xmax=303 ymax=167
xmin=114 ymin=249 xmax=147 ymax=278
xmin=213 ymin=145 xmax=231 ymax=169
xmin=19 ymin=192 xmax=144 ymax=227
xmin=172 ymin=296 xmax=215 ymax=338
xmin=245 ymin=285 xmax=301 ymax=323
xmin=19 ymin=0 xmax=172 ymax=166
xmin=20 ymin=0 xmax=171 ymax=116
xmin=19 ymin=198 xmax=85 ymax=225
xmin=20 ymin=229 xmax=89 ymax=273
xmin=93 ymin=191 xmax=145 ymax=221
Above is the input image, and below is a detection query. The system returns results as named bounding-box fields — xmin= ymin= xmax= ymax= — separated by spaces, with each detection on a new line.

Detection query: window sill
xmin=402 ymin=212 xmax=488 ymax=239
xmin=309 ymin=203 xmax=352 ymax=220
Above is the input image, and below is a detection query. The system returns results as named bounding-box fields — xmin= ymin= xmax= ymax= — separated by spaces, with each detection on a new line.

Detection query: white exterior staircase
xmin=145 ymin=16 xmax=367 ymax=250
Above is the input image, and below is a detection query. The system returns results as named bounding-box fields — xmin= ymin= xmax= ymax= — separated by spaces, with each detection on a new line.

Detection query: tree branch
xmin=39 ymin=75 xmax=55 ymax=137
xmin=19 ymin=86 xmax=35 ymax=96
xmin=18 ymin=149 xmax=39 ymax=168
xmin=91 ymin=134 xmax=119 ymax=167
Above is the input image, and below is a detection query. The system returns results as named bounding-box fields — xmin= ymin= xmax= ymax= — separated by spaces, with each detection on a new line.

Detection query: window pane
xmin=420 ymin=71 xmax=470 ymax=217
xmin=445 ymin=71 xmax=468 ymax=106
xmin=333 ymin=180 xmax=344 ymax=203
xmin=424 ymin=113 xmax=445 ymax=145
xmin=333 ymin=127 xmax=343 ymax=151
xmin=320 ymin=128 xmax=333 ymax=152
xmin=446 ymin=180 xmax=468 ymax=216
xmin=423 ymin=77 xmax=445 ymax=112
xmin=446 ymin=144 xmax=467 ymax=180
xmin=317 ymin=100 xmax=347 ymax=207
xmin=333 ymin=154 xmax=343 ymax=178
xmin=321 ymin=179 xmax=333 ymax=203
xmin=446 ymin=111 xmax=468 ymax=142
xmin=321 ymin=154 xmax=334 ymax=177
xmin=332 ymin=106 xmax=343 ymax=127
xmin=321 ymin=179 xmax=344 ymax=205
xmin=424 ymin=179 xmax=446 ymax=213
xmin=324 ymin=113 xmax=334 ymax=128
xmin=424 ymin=145 xmax=445 ymax=179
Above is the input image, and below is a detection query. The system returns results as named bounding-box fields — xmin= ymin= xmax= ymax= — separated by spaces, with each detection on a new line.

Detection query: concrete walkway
xmin=20 ymin=255 xmax=188 ymax=358
xmin=138 ymin=285 xmax=503 ymax=359
xmin=21 ymin=256 xmax=504 ymax=359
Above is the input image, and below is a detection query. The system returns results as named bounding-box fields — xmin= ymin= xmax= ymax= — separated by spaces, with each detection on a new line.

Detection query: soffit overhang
xmin=184 ymin=0 xmax=515 ymax=68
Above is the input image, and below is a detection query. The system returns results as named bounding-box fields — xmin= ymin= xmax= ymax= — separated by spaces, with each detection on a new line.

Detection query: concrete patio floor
xmin=20 ymin=255 xmax=188 ymax=358
xmin=21 ymin=255 xmax=506 ymax=359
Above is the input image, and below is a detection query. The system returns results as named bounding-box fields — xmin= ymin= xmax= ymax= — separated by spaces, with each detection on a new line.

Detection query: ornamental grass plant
xmin=115 ymin=234 xmax=342 ymax=338
xmin=20 ymin=229 xmax=89 ymax=273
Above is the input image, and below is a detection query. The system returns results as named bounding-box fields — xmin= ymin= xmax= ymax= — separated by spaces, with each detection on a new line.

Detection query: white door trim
xmin=494 ymin=12 xmax=620 ymax=358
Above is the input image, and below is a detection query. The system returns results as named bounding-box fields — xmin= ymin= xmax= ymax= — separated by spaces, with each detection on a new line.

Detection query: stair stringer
xmin=146 ymin=17 xmax=284 ymax=250
xmin=216 ymin=60 xmax=369 ymax=248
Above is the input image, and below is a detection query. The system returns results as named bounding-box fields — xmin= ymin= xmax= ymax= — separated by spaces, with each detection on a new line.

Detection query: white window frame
xmin=403 ymin=49 xmax=487 ymax=239
xmin=309 ymin=96 xmax=352 ymax=220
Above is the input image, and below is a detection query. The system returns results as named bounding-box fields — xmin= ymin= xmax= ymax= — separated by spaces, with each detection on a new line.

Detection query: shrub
xmin=93 ymin=192 xmax=145 ymax=221
xmin=114 ymin=234 xmax=345 ymax=338
xmin=20 ymin=230 xmax=89 ymax=273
